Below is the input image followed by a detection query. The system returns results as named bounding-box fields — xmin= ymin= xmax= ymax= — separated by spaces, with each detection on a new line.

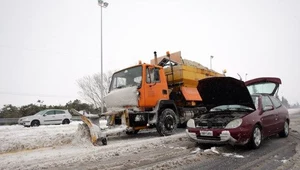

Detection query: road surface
xmin=1 ymin=109 xmax=300 ymax=170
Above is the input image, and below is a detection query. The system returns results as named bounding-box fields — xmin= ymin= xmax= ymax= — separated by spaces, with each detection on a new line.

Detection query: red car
xmin=186 ymin=77 xmax=289 ymax=149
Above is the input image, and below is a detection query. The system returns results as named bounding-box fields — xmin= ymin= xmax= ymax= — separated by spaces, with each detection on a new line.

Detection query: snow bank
xmin=0 ymin=120 xmax=107 ymax=153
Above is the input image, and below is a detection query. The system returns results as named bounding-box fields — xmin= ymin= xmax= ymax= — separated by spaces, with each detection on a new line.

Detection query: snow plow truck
xmin=72 ymin=51 xmax=225 ymax=145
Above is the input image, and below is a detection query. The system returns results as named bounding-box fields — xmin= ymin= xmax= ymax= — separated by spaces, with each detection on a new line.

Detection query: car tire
xmin=62 ymin=119 xmax=70 ymax=125
xmin=248 ymin=125 xmax=262 ymax=149
xmin=31 ymin=120 xmax=40 ymax=127
xmin=156 ymin=108 xmax=177 ymax=136
xmin=278 ymin=120 xmax=289 ymax=138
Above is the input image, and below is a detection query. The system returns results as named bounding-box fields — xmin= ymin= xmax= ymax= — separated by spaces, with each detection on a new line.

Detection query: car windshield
xmin=109 ymin=66 xmax=142 ymax=91
xmin=211 ymin=105 xmax=255 ymax=112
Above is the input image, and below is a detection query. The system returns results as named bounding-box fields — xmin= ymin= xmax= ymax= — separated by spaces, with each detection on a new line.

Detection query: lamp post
xmin=210 ymin=56 xmax=214 ymax=70
xmin=98 ymin=0 xmax=108 ymax=114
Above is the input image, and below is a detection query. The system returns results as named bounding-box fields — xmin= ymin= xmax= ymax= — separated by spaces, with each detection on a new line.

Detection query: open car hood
xmin=245 ymin=77 xmax=281 ymax=96
xmin=197 ymin=77 xmax=256 ymax=111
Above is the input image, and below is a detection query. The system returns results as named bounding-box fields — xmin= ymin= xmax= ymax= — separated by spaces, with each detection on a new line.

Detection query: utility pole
xmin=98 ymin=0 xmax=108 ymax=114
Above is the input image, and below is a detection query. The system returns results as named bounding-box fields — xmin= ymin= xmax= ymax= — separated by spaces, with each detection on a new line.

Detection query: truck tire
xmin=156 ymin=108 xmax=177 ymax=136
xmin=126 ymin=130 xmax=140 ymax=135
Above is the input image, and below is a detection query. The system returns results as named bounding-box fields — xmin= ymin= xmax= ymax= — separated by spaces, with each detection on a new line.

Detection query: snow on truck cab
xmin=72 ymin=51 xmax=226 ymax=145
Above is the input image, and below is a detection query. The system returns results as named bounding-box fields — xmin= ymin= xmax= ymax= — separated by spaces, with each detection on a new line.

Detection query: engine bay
xmin=195 ymin=111 xmax=249 ymax=129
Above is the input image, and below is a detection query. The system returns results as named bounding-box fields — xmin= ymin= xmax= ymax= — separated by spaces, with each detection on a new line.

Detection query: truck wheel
xmin=102 ymin=138 xmax=107 ymax=145
xmin=126 ymin=130 xmax=140 ymax=135
xmin=156 ymin=108 xmax=177 ymax=136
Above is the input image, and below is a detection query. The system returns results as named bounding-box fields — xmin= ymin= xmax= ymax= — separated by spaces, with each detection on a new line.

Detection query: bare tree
xmin=77 ymin=71 xmax=114 ymax=108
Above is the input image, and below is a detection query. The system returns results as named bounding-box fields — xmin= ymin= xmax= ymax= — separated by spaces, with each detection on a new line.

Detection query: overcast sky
xmin=0 ymin=0 xmax=299 ymax=107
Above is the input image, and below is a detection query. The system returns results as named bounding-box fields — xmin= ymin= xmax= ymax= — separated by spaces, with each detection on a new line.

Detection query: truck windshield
xmin=109 ymin=66 xmax=142 ymax=92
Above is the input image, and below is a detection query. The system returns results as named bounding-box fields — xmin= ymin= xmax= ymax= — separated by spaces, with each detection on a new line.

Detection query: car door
xmin=143 ymin=66 xmax=169 ymax=107
xmin=260 ymin=96 xmax=278 ymax=136
xmin=55 ymin=110 xmax=65 ymax=124
xmin=269 ymin=96 xmax=286 ymax=133
xmin=42 ymin=110 xmax=56 ymax=125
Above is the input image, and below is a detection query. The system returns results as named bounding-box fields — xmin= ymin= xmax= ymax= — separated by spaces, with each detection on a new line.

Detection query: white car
xmin=18 ymin=109 xmax=72 ymax=127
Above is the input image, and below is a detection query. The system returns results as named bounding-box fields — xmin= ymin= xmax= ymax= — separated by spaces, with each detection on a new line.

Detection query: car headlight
xmin=225 ymin=118 xmax=242 ymax=129
xmin=187 ymin=119 xmax=195 ymax=128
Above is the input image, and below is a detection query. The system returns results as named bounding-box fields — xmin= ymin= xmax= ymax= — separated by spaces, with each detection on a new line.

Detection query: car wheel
xmin=31 ymin=120 xmax=40 ymax=127
xmin=62 ymin=119 xmax=70 ymax=125
xmin=156 ymin=108 xmax=177 ymax=136
xmin=279 ymin=120 xmax=289 ymax=138
xmin=248 ymin=125 xmax=262 ymax=149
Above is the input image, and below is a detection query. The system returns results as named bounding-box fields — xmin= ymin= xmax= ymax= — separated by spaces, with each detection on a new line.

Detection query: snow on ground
xmin=289 ymin=108 xmax=300 ymax=115
xmin=0 ymin=120 xmax=107 ymax=154
xmin=0 ymin=126 xmax=188 ymax=170
xmin=3 ymin=109 xmax=300 ymax=169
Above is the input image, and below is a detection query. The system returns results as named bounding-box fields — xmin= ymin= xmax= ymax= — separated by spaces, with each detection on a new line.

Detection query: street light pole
xmin=98 ymin=0 xmax=108 ymax=114
xmin=210 ymin=56 xmax=214 ymax=70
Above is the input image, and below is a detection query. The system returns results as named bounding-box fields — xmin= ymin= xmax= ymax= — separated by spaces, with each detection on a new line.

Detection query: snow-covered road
xmin=1 ymin=108 xmax=300 ymax=170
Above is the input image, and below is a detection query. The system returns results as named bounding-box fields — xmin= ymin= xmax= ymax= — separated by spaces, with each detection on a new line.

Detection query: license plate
xmin=200 ymin=130 xmax=213 ymax=136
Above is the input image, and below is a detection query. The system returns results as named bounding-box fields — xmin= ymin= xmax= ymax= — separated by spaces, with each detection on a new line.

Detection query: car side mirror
xmin=263 ymin=105 xmax=274 ymax=112
xmin=43 ymin=114 xmax=46 ymax=117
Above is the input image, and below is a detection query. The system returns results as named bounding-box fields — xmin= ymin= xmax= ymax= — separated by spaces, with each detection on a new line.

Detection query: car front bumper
xmin=186 ymin=128 xmax=250 ymax=145
xmin=22 ymin=121 xmax=31 ymax=126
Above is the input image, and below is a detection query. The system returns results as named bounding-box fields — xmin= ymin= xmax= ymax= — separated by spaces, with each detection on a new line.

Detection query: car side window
xmin=270 ymin=96 xmax=282 ymax=108
xmin=262 ymin=96 xmax=273 ymax=109
xmin=45 ymin=111 xmax=55 ymax=115
xmin=55 ymin=110 xmax=65 ymax=114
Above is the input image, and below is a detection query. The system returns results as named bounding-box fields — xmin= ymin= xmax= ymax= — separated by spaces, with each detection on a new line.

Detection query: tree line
xmin=0 ymin=99 xmax=99 ymax=118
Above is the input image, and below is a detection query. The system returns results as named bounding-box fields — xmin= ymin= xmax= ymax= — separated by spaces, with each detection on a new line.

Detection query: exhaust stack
xmin=154 ymin=51 xmax=158 ymax=65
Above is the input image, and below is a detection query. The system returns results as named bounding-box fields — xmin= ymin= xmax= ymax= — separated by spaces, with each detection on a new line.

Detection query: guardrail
xmin=0 ymin=116 xmax=82 ymax=125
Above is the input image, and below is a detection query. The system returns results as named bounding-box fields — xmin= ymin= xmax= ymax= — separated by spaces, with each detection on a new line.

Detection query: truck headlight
xmin=187 ymin=119 xmax=195 ymax=128
xmin=225 ymin=118 xmax=242 ymax=129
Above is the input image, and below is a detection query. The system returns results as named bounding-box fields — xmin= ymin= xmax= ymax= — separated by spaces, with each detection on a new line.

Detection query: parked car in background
xmin=186 ymin=77 xmax=289 ymax=149
xmin=18 ymin=109 xmax=72 ymax=127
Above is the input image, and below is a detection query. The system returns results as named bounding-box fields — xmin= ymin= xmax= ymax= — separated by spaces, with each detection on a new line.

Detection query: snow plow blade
xmin=71 ymin=109 xmax=107 ymax=145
